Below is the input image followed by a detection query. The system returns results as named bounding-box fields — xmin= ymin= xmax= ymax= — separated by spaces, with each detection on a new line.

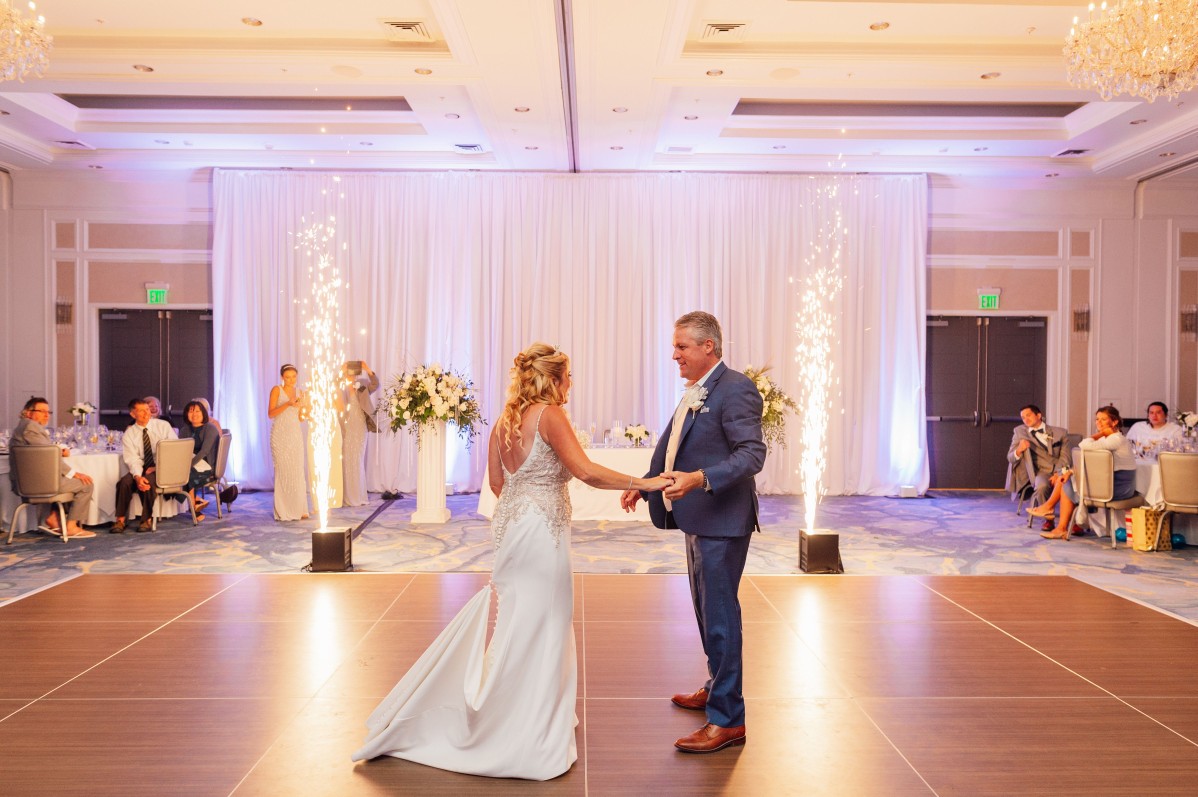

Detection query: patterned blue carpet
xmin=3 ymin=491 xmax=1196 ymax=621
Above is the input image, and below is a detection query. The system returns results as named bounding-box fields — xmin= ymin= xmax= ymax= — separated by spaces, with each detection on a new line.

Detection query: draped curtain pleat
xmin=212 ymin=170 xmax=928 ymax=495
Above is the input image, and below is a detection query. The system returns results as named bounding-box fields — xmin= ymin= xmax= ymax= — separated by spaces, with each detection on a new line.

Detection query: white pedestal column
xmin=411 ymin=419 xmax=451 ymax=524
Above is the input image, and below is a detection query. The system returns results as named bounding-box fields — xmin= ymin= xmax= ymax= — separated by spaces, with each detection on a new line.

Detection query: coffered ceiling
xmin=0 ymin=0 xmax=1196 ymax=180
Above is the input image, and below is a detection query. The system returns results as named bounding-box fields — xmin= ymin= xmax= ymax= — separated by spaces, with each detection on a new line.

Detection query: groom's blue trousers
xmin=685 ymin=532 xmax=752 ymax=728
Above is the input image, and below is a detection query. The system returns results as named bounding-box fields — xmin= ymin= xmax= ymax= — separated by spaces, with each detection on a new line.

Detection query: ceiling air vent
xmin=667 ymin=146 xmax=693 ymax=153
xmin=453 ymin=144 xmax=485 ymax=153
xmin=378 ymin=20 xmax=433 ymax=42
xmin=53 ymin=140 xmax=94 ymax=150
xmin=701 ymin=22 xmax=749 ymax=42
xmin=1054 ymin=148 xmax=1090 ymax=157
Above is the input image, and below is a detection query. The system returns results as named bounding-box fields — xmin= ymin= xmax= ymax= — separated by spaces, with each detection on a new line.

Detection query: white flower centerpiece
xmin=1177 ymin=410 xmax=1198 ymax=438
xmin=744 ymin=365 xmax=799 ymax=454
xmin=69 ymin=401 xmax=97 ymax=426
xmin=624 ymin=423 xmax=650 ymax=447
xmin=383 ymin=363 xmax=485 ymax=447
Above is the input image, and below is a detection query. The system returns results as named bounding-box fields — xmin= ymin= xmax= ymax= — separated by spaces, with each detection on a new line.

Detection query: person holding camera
xmin=342 ymin=360 xmax=380 ymax=506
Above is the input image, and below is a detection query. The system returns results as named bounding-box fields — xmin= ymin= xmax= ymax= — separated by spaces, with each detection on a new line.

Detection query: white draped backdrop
xmin=212 ymin=170 xmax=928 ymax=496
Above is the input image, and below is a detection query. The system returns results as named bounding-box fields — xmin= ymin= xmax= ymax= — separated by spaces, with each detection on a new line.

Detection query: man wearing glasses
xmin=9 ymin=396 xmax=96 ymax=539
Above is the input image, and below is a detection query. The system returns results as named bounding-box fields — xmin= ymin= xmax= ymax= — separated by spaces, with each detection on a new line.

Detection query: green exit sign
xmin=147 ymin=288 xmax=168 ymax=305
xmin=978 ymin=293 xmax=1000 ymax=310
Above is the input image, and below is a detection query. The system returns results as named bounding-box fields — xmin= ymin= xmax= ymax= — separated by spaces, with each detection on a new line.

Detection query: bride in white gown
xmin=353 ymin=343 xmax=671 ymax=780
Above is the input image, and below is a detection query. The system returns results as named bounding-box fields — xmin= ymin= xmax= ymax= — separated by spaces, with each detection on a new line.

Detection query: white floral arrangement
xmin=69 ymin=401 xmax=97 ymax=421
xmin=575 ymin=429 xmax=593 ymax=448
xmin=1177 ymin=411 xmax=1198 ymax=433
xmin=624 ymin=423 xmax=650 ymax=446
xmin=744 ymin=365 xmax=799 ymax=453
xmin=382 ymin=363 xmax=485 ymax=446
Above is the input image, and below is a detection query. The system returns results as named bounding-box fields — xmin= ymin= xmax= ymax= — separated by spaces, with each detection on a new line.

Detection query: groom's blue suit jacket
xmin=644 ymin=362 xmax=766 ymax=536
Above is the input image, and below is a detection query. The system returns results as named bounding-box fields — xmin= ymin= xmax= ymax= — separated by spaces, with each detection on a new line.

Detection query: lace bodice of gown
xmin=492 ymin=428 xmax=572 ymax=548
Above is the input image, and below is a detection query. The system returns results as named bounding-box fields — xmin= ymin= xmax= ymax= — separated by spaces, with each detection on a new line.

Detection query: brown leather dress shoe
xmin=671 ymin=687 xmax=709 ymax=711
xmin=674 ymin=723 xmax=746 ymax=753
xmin=136 ymin=519 xmax=154 ymax=533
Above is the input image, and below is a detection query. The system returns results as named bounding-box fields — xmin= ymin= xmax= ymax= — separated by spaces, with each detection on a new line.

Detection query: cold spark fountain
xmin=794 ymin=182 xmax=845 ymax=534
xmin=297 ymin=216 xmax=347 ymax=530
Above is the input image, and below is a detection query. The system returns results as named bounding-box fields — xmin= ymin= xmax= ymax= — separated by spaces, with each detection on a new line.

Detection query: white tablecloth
xmin=1 ymin=450 xmax=181 ymax=531
xmin=476 ymin=446 xmax=653 ymax=521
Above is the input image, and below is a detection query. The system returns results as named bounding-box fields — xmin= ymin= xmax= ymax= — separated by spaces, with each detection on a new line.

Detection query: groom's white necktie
xmin=663 ymin=385 xmax=698 ymax=511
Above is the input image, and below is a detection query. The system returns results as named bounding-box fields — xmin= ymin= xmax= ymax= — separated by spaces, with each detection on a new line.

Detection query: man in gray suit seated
xmin=9 ymin=396 xmax=96 ymax=539
xmin=1006 ymin=404 xmax=1071 ymax=521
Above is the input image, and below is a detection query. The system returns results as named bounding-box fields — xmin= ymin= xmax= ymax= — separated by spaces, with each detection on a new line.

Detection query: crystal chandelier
xmin=1064 ymin=0 xmax=1198 ymax=102
xmin=0 ymin=0 xmax=51 ymax=83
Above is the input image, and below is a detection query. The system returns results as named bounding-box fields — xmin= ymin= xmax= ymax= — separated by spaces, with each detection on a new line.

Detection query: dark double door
xmin=98 ymin=309 xmax=213 ymax=430
xmin=926 ymin=316 xmax=1046 ymax=489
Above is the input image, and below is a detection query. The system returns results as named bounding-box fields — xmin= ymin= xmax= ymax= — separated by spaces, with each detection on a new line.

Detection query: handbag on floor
xmin=1131 ymin=506 xmax=1171 ymax=552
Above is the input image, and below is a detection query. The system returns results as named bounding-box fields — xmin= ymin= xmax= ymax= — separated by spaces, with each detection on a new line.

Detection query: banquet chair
xmin=1157 ymin=452 xmax=1198 ymax=549
xmin=149 ymin=438 xmax=200 ymax=531
xmin=196 ymin=431 xmax=232 ymax=519
xmin=1078 ymin=448 xmax=1146 ymax=549
xmin=6 ymin=445 xmax=73 ymax=544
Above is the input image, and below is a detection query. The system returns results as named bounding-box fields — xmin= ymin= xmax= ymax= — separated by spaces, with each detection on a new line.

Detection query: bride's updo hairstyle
xmin=498 ymin=343 xmax=569 ymax=449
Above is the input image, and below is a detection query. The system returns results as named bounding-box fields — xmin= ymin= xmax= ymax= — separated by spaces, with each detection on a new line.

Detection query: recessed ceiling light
xmin=153 ymin=139 xmax=169 ymax=144
xmin=612 ymin=107 xmax=628 ymax=113
xmin=515 ymin=106 xmax=530 ymax=113
xmin=132 ymin=64 xmax=154 ymax=73
xmin=414 ymin=68 xmax=432 ymax=75
xmin=980 ymin=72 xmax=1001 ymax=80
xmin=684 ymin=115 xmax=698 ymax=120
xmin=1045 ymin=173 xmax=1059 ymax=178
xmin=1129 ymin=118 xmax=1148 ymax=124
xmin=525 ymin=146 xmax=539 ymax=150
xmin=869 ymin=22 xmax=890 ymax=31
xmin=973 ymin=147 xmax=988 ymax=152
xmin=359 ymin=141 xmax=373 ymax=146
xmin=88 ymin=164 xmax=103 ymax=169
xmin=1160 ymin=152 xmax=1177 ymax=157
xmin=610 ymin=146 xmax=624 ymax=150
xmin=445 ymin=113 xmax=460 ymax=119
xmin=706 ymin=69 xmax=723 ymax=77
xmin=241 ymin=17 xmax=262 ymax=27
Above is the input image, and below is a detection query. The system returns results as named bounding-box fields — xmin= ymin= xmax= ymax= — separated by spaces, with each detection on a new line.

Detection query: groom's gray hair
xmin=675 ymin=311 xmax=722 ymax=358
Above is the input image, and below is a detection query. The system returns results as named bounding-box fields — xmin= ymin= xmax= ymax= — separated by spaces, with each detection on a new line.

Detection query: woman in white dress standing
xmin=341 ymin=360 xmax=379 ymax=506
xmin=353 ymin=343 xmax=671 ymax=780
xmin=268 ymin=363 xmax=309 ymax=521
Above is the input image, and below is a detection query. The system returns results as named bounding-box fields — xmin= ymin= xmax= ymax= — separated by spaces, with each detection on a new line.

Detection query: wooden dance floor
xmin=3 ymin=572 xmax=1198 ymax=796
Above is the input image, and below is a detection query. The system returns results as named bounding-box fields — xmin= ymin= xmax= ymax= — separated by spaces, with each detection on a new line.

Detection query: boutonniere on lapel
xmin=686 ymin=386 xmax=708 ymax=417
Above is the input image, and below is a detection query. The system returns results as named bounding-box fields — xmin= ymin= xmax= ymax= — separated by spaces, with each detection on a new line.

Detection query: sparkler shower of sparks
xmin=297 ymin=215 xmax=347 ymax=530
xmin=794 ymin=183 xmax=845 ymax=533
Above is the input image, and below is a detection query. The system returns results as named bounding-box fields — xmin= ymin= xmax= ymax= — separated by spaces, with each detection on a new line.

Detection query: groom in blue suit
xmin=621 ymin=311 xmax=765 ymax=753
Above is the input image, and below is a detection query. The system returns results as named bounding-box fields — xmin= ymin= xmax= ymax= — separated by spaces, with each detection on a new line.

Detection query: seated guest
xmin=182 ymin=400 xmax=219 ymax=517
xmin=9 ymin=397 xmax=96 ymax=539
xmin=1030 ymin=405 xmax=1135 ymax=540
xmin=1125 ymin=401 xmax=1182 ymax=458
xmin=144 ymin=395 xmax=176 ymax=430
xmin=192 ymin=397 xmax=222 ymax=434
xmin=113 ymin=397 xmax=178 ymax=533
xmin=1005 ymin=404 xmax=1071 ymax=513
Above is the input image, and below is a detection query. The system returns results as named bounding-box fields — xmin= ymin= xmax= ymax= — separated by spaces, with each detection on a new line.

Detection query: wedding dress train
xmin=353 ymin=414 xmax=577 ymax=780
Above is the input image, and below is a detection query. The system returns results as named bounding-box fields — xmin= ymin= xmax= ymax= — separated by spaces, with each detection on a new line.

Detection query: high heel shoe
xmin=1040 ymin=530 xmax=1069 ymax=540
xmin=1027 ymin=504 xmax=1055 ymax=518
